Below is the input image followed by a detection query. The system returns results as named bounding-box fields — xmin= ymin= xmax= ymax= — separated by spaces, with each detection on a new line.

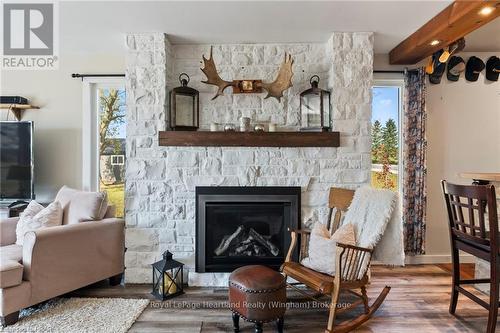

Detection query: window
xmin=111 ymin=155 xmax=125 ymax=166
xmin=82 ymin=78 xmax=126 ymax=217
xmin=371 ymin=77 xmax=403 ymax=192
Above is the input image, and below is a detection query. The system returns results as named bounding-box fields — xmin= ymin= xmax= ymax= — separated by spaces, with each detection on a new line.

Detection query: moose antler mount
xmin=201 ymin=46 xmax=294 ymax=101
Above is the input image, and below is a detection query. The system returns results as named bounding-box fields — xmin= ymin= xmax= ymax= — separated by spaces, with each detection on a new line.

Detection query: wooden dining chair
xmin=441 ymin=181 xmax=499 ymax=333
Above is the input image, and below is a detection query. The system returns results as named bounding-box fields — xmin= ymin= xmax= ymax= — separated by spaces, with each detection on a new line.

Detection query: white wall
xmin=426 ymin=52 xmax=500 ymax=256
xmin=375 ymin=52 xmax=500 ymax=257
xmin=0 ymin=54 xmax=124 ymax=202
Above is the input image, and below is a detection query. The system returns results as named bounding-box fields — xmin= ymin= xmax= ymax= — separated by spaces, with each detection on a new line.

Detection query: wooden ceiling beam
xmin=389 ymin=1 xmax=500 ymax=65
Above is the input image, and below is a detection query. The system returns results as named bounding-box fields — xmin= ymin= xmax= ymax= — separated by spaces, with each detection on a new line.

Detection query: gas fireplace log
xmin=233 ymin=243 xmax=252 ymax=254
xmin=241 ymin=238 xmax=253 ymax=245
xmin=248 ymin=228 xmax=279 ymax=256
xmin=254 ymin=245 xmax=266 ymax=256
xmin=231 ymin=240 xmax=267 ymax=256
xmin=214 ymin=226 xmax=280 ymax=257
xmin=214 ymin=225 xmax=245 ymax=256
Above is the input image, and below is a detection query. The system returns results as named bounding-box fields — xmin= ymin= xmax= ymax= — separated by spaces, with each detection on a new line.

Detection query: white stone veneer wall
xmin=124 ymin=32 xmax=373 ymax=284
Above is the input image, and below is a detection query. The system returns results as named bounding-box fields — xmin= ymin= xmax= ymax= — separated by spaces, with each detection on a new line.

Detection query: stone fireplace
xmin=195 ymin=186 xmax=300 ymax=272
xmin=124 ymin=32 xmax=373 ymax=285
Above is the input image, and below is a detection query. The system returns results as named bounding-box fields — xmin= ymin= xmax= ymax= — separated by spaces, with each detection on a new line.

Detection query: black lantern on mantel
xmin=151 ymin=251 xmax=184 ymax=300
xmin=169 ymin=73 xmax=199 ymax=131
xmin=300 ymin=75 xmax=331 ymax=132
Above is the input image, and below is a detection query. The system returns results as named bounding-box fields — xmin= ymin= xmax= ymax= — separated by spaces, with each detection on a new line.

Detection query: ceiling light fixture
xmin=430 ymin=40 xmax=441 ymax=46
xmin=479 ymin=6 xmax=495 ymax=16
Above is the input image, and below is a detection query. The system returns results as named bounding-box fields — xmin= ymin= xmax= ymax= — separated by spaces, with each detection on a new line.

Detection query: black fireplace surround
xmin=196 ymin=186 xmax=300 ymax=272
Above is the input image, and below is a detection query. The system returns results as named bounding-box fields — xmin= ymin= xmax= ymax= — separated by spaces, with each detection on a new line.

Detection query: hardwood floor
xmin=68 ymin=264 xmax=498 ymax=332
xmin=437 ymin=263 xmax=476 ymax=280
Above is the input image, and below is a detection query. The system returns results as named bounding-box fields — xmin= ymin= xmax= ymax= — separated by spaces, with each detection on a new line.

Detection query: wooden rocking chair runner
xmin=281 ymin=188 xmax=391 ymax=333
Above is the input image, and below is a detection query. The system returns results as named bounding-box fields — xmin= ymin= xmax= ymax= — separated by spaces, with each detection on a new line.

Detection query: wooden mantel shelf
xmin=158 ymin=131 xmax=340 ymax=147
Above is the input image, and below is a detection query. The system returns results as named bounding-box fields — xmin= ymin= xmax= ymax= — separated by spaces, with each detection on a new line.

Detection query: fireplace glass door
xmin=205 ymin=202 xmax=288 ymax=269
xmin=196 ymin=186 xmax=300 ymax=272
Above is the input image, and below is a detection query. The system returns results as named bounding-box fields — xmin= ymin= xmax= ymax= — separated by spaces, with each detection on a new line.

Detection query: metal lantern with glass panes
xmin=151 ymin=251 xmax=184 ymax=300
xmin=170 ymin=73 xmax=199 ymax=131
xmin=300 ymin=75 xmax=331 ymax=132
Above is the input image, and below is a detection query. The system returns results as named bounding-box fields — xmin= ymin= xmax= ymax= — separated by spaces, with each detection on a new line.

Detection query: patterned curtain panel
xmin=403 ymin=68 xmax=427 ymax=255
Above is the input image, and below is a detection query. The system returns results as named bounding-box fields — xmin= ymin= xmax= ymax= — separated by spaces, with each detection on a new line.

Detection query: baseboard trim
xmin=404 ymin=254 xmax=475 ymax=265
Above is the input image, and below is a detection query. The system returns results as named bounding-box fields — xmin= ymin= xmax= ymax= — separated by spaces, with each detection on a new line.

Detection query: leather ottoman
xmin=228 ymin=265 xmax=286 ymax=333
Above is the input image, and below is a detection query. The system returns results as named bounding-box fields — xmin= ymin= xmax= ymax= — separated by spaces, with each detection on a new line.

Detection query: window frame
xmin=372 ymin=74 xmax=404 ymax=192
xmin=111 ymin=155 xmax=125 ymax=166
xmin=82 ymin=77 xmax=125 ymax=191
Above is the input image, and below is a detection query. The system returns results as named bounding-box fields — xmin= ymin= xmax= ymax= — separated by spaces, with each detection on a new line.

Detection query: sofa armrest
xmin=22 ymin=218 xmax=125 ymax=302
xmin=0 ymin=217 xmax=19 ymax=246
xmin=0 ymin=259 xmax=23 ymax=288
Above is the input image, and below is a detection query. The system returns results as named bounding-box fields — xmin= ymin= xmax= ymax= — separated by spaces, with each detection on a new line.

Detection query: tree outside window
xmin=371 ymin=87 xmax=399 ymax=191
xmin=98 ymin=88 xmax=126 ymax=217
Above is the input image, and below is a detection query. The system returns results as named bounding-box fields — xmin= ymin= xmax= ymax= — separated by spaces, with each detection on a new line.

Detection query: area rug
xmin=0 ymin=298 xmax=149 ymax=333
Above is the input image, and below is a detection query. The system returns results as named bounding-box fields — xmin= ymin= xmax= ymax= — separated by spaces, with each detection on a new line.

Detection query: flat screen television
xmin=0 ymin=121 xmax=34 ymax=201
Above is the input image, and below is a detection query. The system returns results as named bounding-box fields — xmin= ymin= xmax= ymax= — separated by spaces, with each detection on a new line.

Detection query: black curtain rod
xmin=71 ymin=73 xmax=125 ymax=80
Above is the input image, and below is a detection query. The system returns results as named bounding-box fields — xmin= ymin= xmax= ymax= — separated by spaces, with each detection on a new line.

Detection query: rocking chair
xmin=281 ymin=187 xmax=391 ymax=333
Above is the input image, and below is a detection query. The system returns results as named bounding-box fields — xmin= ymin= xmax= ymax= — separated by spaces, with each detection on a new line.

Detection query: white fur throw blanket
xmin=342 ymin=186 xmax=405 ymax=266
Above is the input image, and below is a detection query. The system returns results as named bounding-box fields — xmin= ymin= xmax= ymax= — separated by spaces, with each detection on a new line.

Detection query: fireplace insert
xmin=196 ymin=186 xmax=300 ymax=272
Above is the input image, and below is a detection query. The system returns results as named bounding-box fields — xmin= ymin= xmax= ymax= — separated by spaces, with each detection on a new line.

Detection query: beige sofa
xmin=0 ymin=208 xmax=125 ymax=326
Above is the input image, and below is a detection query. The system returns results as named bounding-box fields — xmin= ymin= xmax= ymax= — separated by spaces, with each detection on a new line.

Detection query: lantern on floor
xmin=151 ymin=251 xmax=184 ymax=300
xmin=169 ymin=73 xmax=199 ymax=131
xmin=300 ymin=75 xmax=331 ymax=131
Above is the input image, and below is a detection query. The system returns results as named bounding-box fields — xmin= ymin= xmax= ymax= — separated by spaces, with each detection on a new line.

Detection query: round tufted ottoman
xmin=228 ymin=265 xmax=286 ymax=333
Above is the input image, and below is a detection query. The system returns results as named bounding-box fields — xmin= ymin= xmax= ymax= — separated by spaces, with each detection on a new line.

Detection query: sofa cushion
xmin=104 ymin=205 xmax=116 ymax=219
xmin=15 ymin=201 xmax=63 ymax=246
xmin=0 ymin=217 xmax=19 ymax=247
xmin=0 ymin=244 xmax=23 ymax=263
xmin=0 ymin=259 xmax=23 ymax=288
xmin=55 ymin=186 xmax=108 ymax=224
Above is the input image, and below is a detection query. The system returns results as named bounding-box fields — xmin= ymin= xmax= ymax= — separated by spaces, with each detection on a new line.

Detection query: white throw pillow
xmin=15 ymin=201 xmax=63 ymax=246
xmin=301 ymin=222 xmax=356 ymax=276
xmin=15 ymin=201 xmax=44 ymax=245
xmin=55 ymin=186 xmax=108 ymax=224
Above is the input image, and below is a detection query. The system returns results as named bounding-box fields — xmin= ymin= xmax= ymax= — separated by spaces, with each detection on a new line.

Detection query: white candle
xmin=210 ymin=123 xmax=218 ymax=132
xmin=268 ymin=123 xmax=277 ymax=132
